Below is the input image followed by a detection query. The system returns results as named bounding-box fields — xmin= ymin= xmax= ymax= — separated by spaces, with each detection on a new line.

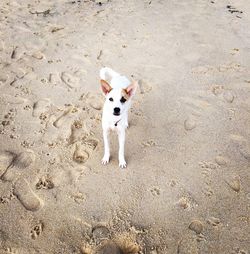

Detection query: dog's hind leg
xmin=102 ymin=128 xmax=110 ymax=165
xmin=118 ymin=128 xmax=126 ymax=168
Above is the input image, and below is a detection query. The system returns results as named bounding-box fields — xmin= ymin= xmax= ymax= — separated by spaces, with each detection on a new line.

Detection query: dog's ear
xmin=100 ymin=79 xmax=112 ymax=95
xmin=125 ymin=81 xmax=137 ymax=97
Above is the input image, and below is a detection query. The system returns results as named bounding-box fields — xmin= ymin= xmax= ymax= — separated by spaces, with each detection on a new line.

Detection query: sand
xmin=0 ymin=0 xmax=250 ymax=253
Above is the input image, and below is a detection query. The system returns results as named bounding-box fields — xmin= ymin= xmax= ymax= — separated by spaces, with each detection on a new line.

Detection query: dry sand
xmin=0 ymin=0 xmax=250 ymax=253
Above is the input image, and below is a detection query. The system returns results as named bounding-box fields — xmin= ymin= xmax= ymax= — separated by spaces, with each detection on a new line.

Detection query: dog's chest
xmin=102 ymin=117 xmax=125 ymax=131
xmin=108 ymin=120 xmax=124 ymax=131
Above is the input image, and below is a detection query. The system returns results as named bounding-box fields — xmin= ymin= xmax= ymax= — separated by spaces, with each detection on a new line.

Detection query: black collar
xmin=114 ymin=119 xmax=121 ymax=126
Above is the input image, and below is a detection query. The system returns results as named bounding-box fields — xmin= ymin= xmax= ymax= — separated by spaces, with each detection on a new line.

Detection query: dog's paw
xmin=101 ymin=155 xmax=110 ymax=165
xmin=119 ymin=159 xmax=127 ymax=168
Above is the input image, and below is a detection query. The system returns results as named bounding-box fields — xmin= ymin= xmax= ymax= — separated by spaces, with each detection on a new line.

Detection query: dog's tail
xmin=100 ymin=67 xmax=119 ymax=81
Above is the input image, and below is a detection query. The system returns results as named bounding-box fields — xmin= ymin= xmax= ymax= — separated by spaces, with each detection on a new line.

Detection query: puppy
xmin=100 ymin=67 xmax=137 ymax=168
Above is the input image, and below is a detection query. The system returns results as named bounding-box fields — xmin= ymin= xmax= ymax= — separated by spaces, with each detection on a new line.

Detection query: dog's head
xmin=100 ymin=79 xmax=137 ymax=116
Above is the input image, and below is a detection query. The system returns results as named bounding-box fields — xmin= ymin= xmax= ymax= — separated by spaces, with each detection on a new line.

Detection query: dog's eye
xmin=109 ymin=97 xmax=113 ymax=102
xmin=120 ymin=97 xmax=126 ymax=103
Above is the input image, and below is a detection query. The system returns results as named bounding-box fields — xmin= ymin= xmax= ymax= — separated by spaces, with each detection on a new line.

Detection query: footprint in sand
xmin=203 ymin=187 xmax=214 ymax=197
xmin=177 ymin=197 xmax=190 ymax=209
xmin=184 ymin=116 xmax=196 ymax=131
xmin=92 ymin=225 xmax=110 ymax=243
xmin=177 ymin=194 xmax=198 ymax=210
xmin=53 ymin=106 xmax=75 ymax=128
xmin=0 ymin=40 xmax=4 ymax=51
xmin=181 ymin=94 xmax=212 ymax=119
xmin=226 ymin=176 xmax=241 ymax=192
xmin=0 ymin=73 xmax=9 ymax=86
xmin=169 ymin=179 xmax=178 ymax=187
xmin=71 ymin=192 xmax=86 ymax=204
xmin=14 ymin=66 xmax=32 ymax=79
xmin=49 ymin=73 xmax=61 ymax=85
xmin=3 ymin=109 xmax=16 ymax=126
xmin=0 ymin=193 xmax=14 ymax=204
xmin=150 ymin=187 xmax=160 ymax=196
xmin=73 ymin=144 xmax=89 ymax=164
xmin=23 ymin=37 xmax=46 ymax=52
xmin=1 ymin=150 xmax=36 ymax=182
xmin=11 ymin=150 xmax=36 ymax=168
xmin=30 ymin=221 xmax=44 ymax=239
xmin=211 ymin=85 xmax=235 ymax=103
xmin=191 ymin=65 xmax=211 ymax=74
xmin=141 ymin=140 xmax=156 ymax=147
xmin=61 ymin=71 xmax=80 ymax=88
xmin=32 ymin=98 xmax=51 ymax=117
xmin=0 ymin=152 xmax=14 ymax=177
xmin=223 ymin=90 xmax=234 ymax=103
xmin=138 ymin=79 xmax=152 ymax=94
xmin=230 ymin=135 xmax=250 ymax=161
xmin=207 ymin=217 xmax=221 ymax=227
xmin=199 ymin=161 xmax=217 ymax=169
xmin=53 ymin=165 xmax=90 ymax=186
xmin=147 ymin=250 xmax=158 ymax=254
xmin=212 ymin=85 xmax=224 ymax=96
xmin=70 ymin=166 xmax=90 ymax=183
xmin=80 ymin=92 xmax=103 ymax=111
xmin=82 ymin=137 xmax=99 ymax=151
xmin=200 ymin=162 xmax=215 ymax=197
xmin=96 ymin=242 xmax=123 ymax=254
xmin=68 ymin=120 xmax=92 ymax=145
xmin=0 ymin=94 xmax=26 ymax=105
xmin=239 ymin=144 xmax=250 ymax=161
xmin=36 ymin=175 xmax=54 ymax=190
xmin=13 ymin=178 xmax=43 ymax=211
xmin=11 ymin=46 xmax=24 ymax=60
xmin=96 ymin=237 xmax=140 ymax=254
xmin=201 ymin=168 xmax=211 ymax=178
xmin=177 ymin=235 xmax=198 ymax=254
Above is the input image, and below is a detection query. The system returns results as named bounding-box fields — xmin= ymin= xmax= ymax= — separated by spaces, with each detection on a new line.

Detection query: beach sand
xmin=0 ymin=0 xmax=249 ymax=253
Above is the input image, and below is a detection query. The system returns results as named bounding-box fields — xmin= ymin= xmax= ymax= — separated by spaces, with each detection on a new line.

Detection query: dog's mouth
xmin=113 ymin=112 xmax=120 ymax=116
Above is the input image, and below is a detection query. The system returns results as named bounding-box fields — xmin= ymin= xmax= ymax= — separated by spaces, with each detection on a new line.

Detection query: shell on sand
xmin=184 ymin=117 xmax=196 ymax=130
xmin=188 ymin=220 xmax=204 ymax=234
xmin=226 ymin=177 xmax=240 ymax=192
xmin=215 ymin=155 xmax=227 ymax=166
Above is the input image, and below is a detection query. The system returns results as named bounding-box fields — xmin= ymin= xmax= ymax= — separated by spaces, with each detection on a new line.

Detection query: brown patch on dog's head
xmin=100 ymin=79 xmax=112 ymax=95
xmin=121 ymin=89 xmax=130 ymax=101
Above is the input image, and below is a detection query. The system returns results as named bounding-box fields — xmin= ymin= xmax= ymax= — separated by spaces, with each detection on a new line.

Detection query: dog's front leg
xmin=102 ymin=128 xmax=110 ymax=164
xmin=118 ymin=128 xmax=126 ymax=168
xmin=124 ymin=114 xmax=129 ymax=129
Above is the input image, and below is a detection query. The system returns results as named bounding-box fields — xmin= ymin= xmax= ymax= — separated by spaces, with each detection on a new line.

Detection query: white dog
xmin=100 ymin=67 xmax=137 ymax=168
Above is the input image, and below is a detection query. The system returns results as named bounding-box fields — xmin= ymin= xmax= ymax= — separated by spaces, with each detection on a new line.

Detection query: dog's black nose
xmin=114 ymin=107 xmax=120 ymax=114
